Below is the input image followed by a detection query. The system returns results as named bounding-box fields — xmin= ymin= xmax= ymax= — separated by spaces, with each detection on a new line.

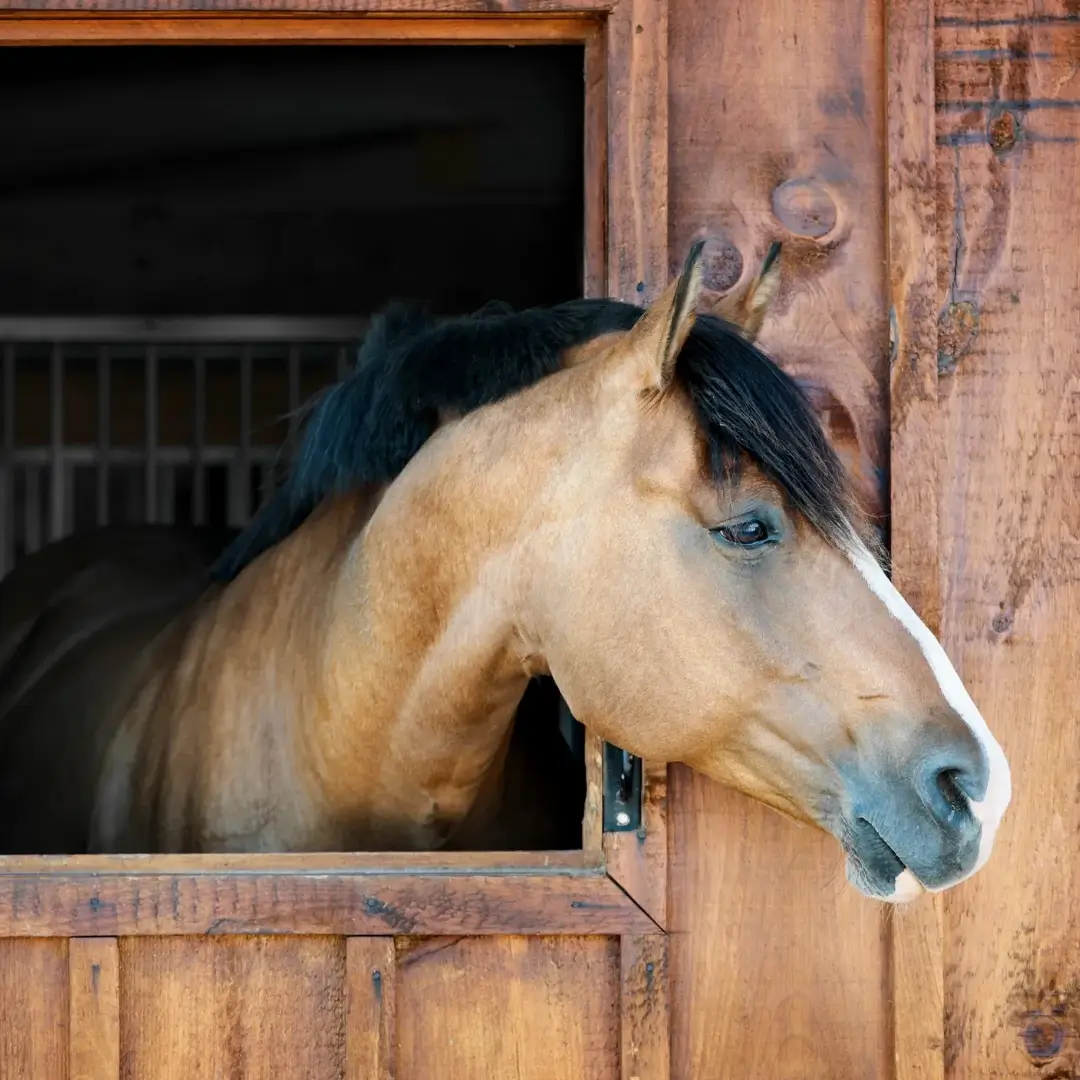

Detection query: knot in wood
xmin=988 ymin=108 xmax=1020 ymax=154
xmin=699 ymin=236 xmax=744 ymax=294
xmin=771 ymin=179 xmax=837 ymax=239
xmin=1022 ymin=1013 xmax=1064 ymax=1060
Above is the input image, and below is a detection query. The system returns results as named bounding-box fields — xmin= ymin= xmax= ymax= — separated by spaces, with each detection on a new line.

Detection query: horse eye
xmin=714 ymin=519 xmax=771 ymax=548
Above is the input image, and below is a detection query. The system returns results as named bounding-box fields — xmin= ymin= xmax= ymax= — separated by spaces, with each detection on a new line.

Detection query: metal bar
xmin=287 ymin=344 xmax=301 ymax=441
xmin=144 ymin=345 xmax=158 ymax=524
xmin=24 ymin=466 xmax=41 ymax=554
xmin=9 ymin=445 xmax=280 ymax=466
xmin=192 ymin=348 xmax=206 ymax=527
xmin=48 ymin=343 xmax=64 ymax=541
xmin=336 ymin=344 xmax=350 ymax=382
xmin=96 ymin=345 xmax=110 ymax=527
xmin=1 ymin=345 xmax=14 ymax=577
xmin=229 ymin=345 xmax=252 ymax=527
xmin=159 ymin=465 xmax=175 ymax=525
xmin=0 ymin=316 xmax=370 ymax=343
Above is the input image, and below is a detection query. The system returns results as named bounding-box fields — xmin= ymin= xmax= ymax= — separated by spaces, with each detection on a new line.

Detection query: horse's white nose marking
xmin=848 ymin=542 xmax=1012 ymax=886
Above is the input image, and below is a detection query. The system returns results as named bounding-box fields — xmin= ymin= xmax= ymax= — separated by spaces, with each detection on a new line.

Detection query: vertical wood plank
xmin=69 ymin=938 xmax=120 ymax=1080
xmin=603 ymin=758 xmax=668 ymax=927
xmin=397 ymin=935 xmax=620 ymax=1080
xmin=582 ymin=729 xmax=605 ymax=855
xmin=886 ymin=1 xmax=944 ymax=1079
xmin=346 ymin=937 xmax=396 ymax=1080
xmin=935 ymin=14 xmax=1080 ymax=1079
xmin=606 ymin=0 xmax=668 ymax=304
xmin=0 ymin=938 xmax=68 ymax=1080
xmin=120 ymin=936 xmax=346 ymax=1080
xmin=667 ymin=0 xmax=891 ymax=1074
xmin=620 ymin=935 xmax=669 ymax=1080
xmin=583 ymin=24 xmax=608 ymax=300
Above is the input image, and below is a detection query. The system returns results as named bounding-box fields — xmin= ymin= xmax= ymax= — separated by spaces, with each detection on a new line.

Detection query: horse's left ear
xmin=614 ymin=240 xmax=705 ymax=393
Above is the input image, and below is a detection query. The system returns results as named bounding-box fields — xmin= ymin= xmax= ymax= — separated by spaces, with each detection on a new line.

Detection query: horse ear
xmin=710 ymin=240 xmax=782 ymax=342
xmin=614 ymin=240 xmax=706 ymax=393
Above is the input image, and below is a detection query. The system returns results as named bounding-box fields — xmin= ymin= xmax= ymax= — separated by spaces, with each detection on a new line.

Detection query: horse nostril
xmin=936 ymin=768 xmax=970 ymax=817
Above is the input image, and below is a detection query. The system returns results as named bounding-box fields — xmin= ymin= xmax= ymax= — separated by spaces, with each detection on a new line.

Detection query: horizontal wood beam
xmin=0 ymin=864 xmax=658 ymax=937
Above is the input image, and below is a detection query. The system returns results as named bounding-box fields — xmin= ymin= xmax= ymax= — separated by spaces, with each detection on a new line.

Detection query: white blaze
xmin=847 ymin=542 xmax=1012 ymax=895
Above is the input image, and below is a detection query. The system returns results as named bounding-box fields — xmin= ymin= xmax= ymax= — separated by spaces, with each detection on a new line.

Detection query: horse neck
xmin=275 ymin=426 xmax=546 ymax=848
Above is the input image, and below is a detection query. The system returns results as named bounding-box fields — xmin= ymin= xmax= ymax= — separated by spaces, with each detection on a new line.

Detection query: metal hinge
xmin=602 ymin=742 xmax=643 ymax=832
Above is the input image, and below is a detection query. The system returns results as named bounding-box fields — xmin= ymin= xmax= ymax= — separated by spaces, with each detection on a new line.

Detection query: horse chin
xmin=844 ymin=854 xmax=927 ymax=903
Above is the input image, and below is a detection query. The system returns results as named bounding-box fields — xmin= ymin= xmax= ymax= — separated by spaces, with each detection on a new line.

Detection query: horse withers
xmin=0 ymin=242 xmax=1010 ymax=902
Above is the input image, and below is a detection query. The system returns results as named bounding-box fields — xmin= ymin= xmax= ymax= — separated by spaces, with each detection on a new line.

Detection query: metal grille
xmin=0 ymin=317 xmax=368 ymax=579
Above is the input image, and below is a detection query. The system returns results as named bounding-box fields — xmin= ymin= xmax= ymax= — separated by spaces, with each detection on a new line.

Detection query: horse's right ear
xmin=609 ymin=240 xmax=706 ymax=394
xmin=710 ymin=240 xmax=782 ymax=343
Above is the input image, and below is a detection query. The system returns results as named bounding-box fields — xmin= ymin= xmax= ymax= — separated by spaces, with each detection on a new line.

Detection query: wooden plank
xmin=0 ymin=849 xmax=599 ymax=874
xmin=120 ymin=936 xmax=346 ymax=1080
xmin=606 ymin=0 xmax=668 ymax=303
xmin=0 ymin=0 xmax=615 ymax=13
xmin=886 ymin=1 xmax=944 ymax=1078
xmin=0 ymin=868 xmax=657 ymax=937
xmin=346 ymin=938 xmax=396 ymax=1080
xmin=69 ymin=938 xmax=120 ymax=1080
xmin=603 ymin=759 xmax=668 ymax=928
xmin=666 ymin=0 xmax=892 ymax=1075
xmin=582 ymin=730 xmax=605 ymax=854
xmin=934 ymin=16 xmax=1080 ymax=1080
xmin=396 ymin=935 xmax=620 ymax=1079
xmin=0 ymin=14 xmax=601 ymax=43
xmin=583 ymin=26 xmax=608 ymax=299
xmin=0 ymin=939 xmax=68 ymax=1080
xmin=620 ymin=935 xmax=669 ymax=1080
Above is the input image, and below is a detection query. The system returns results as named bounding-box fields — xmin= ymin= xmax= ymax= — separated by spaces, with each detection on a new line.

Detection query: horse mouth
xmin=842 ymin=817 xmax=921 ymax=900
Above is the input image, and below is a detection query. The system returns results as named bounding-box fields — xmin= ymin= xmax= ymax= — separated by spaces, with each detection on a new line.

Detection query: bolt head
xmin=615 ymin=811 xmax=631 ymax=827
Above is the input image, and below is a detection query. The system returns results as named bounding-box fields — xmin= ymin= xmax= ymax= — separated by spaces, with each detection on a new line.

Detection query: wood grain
xmin=0 ymin=938 xmax=69 ymax=1080
xmin=120 ymin=935 xmax=346 ymax=1079
xmin=396 ymin=935 xmax=620 ymax=1079
xmin=886 ymin=1 xmax=944 ymax=1077
xmin=583 ymin=730 xmax=605 ymax=854
xmin=346 ymin=938 xmax=396 ymax=1080
xmin=667 ymin=0 xmax=891 ymax=1074
xmin=620 ymin=935 xmax=668 ymax=1080
xmin=668 ymin=768 xmax=892 ymax=1078
xmin=606 ymin=0 xmax=668 ymax=303
xmin=603 ymin=758 xmax=668 ymax=928
xmin=69 ymin=938 xmax=120 ymax=1080
xmin=935 ymin=15 xmax=1080 ymax=1080
xmin=0 ymin=867 xmax=657 ymax=937
xmin=0 ymin=14 xmax=600 ymax=43
xmin=583 ymin=25 xmax=608 ymax=301
xmin=0 ymin=0 xmax=614 ymax=13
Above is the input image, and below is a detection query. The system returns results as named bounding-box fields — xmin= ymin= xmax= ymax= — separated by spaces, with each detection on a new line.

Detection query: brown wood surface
xmin=0 ymin=867 xmax=656 ymax=937
xmin=935 ymin=13 xmax=1080 ymax=1079
xmin=69 ymin=938 xmax=121 ymax=1080
xmin=0 ymin=0 xmax=613 ymax=12
xmin=619 ymin=935 xmax=668 ymax=1080
xmin=666 ymin=0 xmax=892 ymax=1074
xmin=886 ymin=1 xmax=945 ymax=1078
xmin=603 ymin=758 xmax=668 ymax=928
xmin=346 ymin=938 xmax=397 ymax=1080
xmin=119 ymin=935 xmax=347 ymax=1079
xmin=606 ymin=0 xmax=668 ymax=304
xmin=396 ymin=934 xmax=620 ymax=1079
xmin=0 ymin=939 xmax=69 ymax=1080
xmin=0 ymin=13 xmax=599 ymax=42
xmin=583 ymin=27 xmax=608 ymax=301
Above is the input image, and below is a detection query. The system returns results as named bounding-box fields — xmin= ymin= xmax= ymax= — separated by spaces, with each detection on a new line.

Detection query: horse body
xmin=0 ymin=243 xmax=1012 ymax=901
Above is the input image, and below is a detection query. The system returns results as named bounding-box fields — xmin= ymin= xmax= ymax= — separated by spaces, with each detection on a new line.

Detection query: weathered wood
xmin=603 ymin=759 xmax=668 ymax=928
xmin=119 ymin=936 xmax=346 ymax=1079
xmin=583 ymin=26 xmax=608 ymax=300
xmin=69 ymin=938 xmax=120 ymax=1080
xmin=0 ymin=14 xmax=600 ymax=42
xmin=886 ymin=1 xmax=944 ymax=1078
xmin=0 ymin=866 xmax=657 ymax=937
xmin=935 ymin=14 xmax=1080 ymax=1079
xmin=620 ymin=935 xmax=669 ymax=1080
xmin=582 ymin=730 xmax=605 ymax=854
xmin=396 ymin=935 xmax=620 ymax=1079
xmin=606 ymin=0 xmax=668 ymax=303
xmin=346 ymin=938 xmax=396 ymax=1080
xmin=0 ymin=0 xmax=613 ymax=12
xmin=666 ymin=0 xmax=891 ymax=1073
xmin=0 ymin=939 xmax=68 ymax=1080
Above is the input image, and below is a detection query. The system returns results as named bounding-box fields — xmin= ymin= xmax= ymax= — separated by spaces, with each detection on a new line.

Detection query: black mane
xmin=212 ymin=298 xmax=861 ymax=580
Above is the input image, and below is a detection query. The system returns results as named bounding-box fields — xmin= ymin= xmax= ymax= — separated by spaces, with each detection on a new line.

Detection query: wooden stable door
xmin=0 ymin=850 xmax=667 ymax=1080
xmin=0 ymin=5 xmax=671 ymax=1079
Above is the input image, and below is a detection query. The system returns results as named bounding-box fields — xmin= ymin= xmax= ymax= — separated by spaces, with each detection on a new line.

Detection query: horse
xmin=0 ymin=241 xmax=1010 ymax=901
